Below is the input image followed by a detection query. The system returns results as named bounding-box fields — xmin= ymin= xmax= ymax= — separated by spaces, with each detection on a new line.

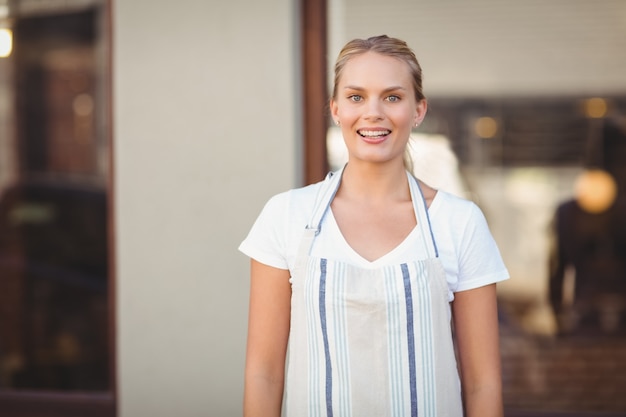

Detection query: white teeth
xmin=359 ymin=130 xmax=390 ymax=137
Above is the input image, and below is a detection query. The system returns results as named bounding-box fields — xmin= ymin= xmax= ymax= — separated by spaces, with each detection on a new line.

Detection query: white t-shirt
xmin=239 ymin=178 xmax=509 ymax=301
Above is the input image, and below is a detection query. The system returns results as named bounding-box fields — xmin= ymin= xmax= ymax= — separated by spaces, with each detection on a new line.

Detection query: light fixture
xmin=475 ymin=117 xmax=498 ymax=139
xmin=583 ymin=97 xmax=608 ymax=119
xmin=0 ymin=27 xmax=11 ymax=58
xmin=0 ymin=0 xmax=12 ymax=58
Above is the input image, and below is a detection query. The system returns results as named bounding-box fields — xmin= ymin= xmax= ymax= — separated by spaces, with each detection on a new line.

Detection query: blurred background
xmin=0 ymin=0 xmax=625 ymax=416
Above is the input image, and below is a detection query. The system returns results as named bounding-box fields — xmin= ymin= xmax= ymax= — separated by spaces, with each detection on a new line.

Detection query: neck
xmin=338 ymin=160 xmax=410 ymax=203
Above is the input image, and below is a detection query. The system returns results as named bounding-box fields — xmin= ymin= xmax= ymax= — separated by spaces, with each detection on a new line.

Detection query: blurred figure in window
xmin=549 ymin=116 xmax=626 ymax=335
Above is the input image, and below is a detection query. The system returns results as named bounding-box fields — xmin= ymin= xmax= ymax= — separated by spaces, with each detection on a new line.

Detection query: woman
xmin=239 ymin=35 xmax=509 ymax=417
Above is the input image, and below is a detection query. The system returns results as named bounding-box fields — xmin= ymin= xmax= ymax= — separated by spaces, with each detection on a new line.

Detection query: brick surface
xmin=500 ymin=307 xmax=626 ymax=415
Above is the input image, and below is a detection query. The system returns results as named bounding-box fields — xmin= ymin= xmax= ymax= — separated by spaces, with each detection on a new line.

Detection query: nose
xmin=364 ymin=99 xmax=384 ymax=121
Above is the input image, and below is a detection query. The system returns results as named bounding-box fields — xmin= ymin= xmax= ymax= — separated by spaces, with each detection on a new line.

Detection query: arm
xmin=451 ymin=284 xmax=503 ymax=417
xmin=243 ymin=259 xmax=292 ymax=417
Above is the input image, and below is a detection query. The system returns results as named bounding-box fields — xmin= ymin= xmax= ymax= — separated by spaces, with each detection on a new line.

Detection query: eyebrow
xmin=343 ymin=85 xmax=407 ymax=93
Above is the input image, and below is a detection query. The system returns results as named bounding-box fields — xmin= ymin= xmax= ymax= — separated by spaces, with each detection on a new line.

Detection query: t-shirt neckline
xmin=326 ymin=208 xmax=422 ymax=266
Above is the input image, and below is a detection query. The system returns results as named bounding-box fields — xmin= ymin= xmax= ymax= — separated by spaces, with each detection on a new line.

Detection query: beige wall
xmin=113 ymin=1 xmax=299 ymax=415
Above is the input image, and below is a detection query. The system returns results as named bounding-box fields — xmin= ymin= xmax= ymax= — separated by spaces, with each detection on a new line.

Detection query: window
xmin=0 ymin=0 xmax=114 ymax=415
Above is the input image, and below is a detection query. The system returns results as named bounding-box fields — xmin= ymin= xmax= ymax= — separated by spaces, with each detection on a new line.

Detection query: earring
xmin=335 ymin=120 xmax=340 ymax=126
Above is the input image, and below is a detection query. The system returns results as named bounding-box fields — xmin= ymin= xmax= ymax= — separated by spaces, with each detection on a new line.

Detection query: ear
xmin=414 ymin=99 xmax=428 ymax=126
xmin=330 ymin=98 xmax=339 ymax=121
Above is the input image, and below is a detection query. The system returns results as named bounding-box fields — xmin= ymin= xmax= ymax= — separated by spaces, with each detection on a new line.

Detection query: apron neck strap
xmin=407 ymin=172 xmax=439 ymax=258
xmin=306 ymin=164 xmax=439 ymax=258
xmin=306 ymin=165 xmax=345 ymax=235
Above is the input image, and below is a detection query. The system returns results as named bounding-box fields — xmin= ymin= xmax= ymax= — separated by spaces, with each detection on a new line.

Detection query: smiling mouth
xmin=358 ymin=129 xmax=391 ymax=138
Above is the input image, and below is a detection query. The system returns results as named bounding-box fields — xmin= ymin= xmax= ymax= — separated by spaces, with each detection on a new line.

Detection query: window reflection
xmin=0 ymin=4 xmax=109 ymax=392
xmin=328 ymin=97 xmax=626 ymax=414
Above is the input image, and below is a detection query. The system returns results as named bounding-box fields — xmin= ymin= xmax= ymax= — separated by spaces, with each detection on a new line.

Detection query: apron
xmin=285 ymin=166 xmax=463 ymax=417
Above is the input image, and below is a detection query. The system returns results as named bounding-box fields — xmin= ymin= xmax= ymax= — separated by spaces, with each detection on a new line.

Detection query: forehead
xmin=339 ymin=51 xmax=412 ymax=88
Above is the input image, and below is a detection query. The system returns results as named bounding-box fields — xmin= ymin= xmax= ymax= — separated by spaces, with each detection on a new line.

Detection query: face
xmin=331 ymin=51 xmax=427 ymax=167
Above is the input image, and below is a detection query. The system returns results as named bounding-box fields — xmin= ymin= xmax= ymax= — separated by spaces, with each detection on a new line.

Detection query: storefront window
xmin=0 ymin=0 xmax=112 ymax=405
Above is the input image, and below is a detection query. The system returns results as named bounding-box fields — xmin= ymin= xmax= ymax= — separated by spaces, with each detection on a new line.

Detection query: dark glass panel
xmin=0 ymin=6 xmax=110 ymax=392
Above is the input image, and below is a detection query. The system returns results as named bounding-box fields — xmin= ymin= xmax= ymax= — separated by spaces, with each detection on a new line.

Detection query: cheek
xmin=337 ymin=108 xmax=359 ymax=123
xmin=393 ymin=108 xmax=417 ymax=127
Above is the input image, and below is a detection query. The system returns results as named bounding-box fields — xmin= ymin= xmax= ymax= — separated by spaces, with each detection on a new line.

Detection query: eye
xmin=386 ymin=95 xmax=401 ymax=102
xmin=348 ymin=95 xmax=363 ymax=102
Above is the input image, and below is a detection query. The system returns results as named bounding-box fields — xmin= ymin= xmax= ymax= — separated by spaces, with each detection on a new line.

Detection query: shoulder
xmin=430 ymin=190 xmax=509 ymax=292
xmin=417 ymin=178 xmax=476 ymax=215
xmin=430 ymin=189 xmax=481 ymax=222
xmin=429 ymin=189 xmax=494 ymax=247
xmin=284 ymin=169 xmax=342 ymax=209
xmin=281 ymin=180 xmax=325 ymax=206
xmin=240 ymin=180 xmax=327 ymax=269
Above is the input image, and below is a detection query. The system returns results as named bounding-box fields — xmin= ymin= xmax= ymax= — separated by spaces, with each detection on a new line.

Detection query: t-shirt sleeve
xmin=454 ymin=202 xmax=509 ymax=292
xmin=238 ymin=192 xmax=290 ymax=270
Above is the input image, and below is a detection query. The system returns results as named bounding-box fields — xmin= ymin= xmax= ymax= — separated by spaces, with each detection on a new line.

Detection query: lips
xmin=357 ymin=128 xmax=391 ymax=143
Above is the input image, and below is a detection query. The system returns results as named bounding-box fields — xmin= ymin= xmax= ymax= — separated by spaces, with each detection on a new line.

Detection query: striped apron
xmin=285 ymin=168 xmax=463 ymax=417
